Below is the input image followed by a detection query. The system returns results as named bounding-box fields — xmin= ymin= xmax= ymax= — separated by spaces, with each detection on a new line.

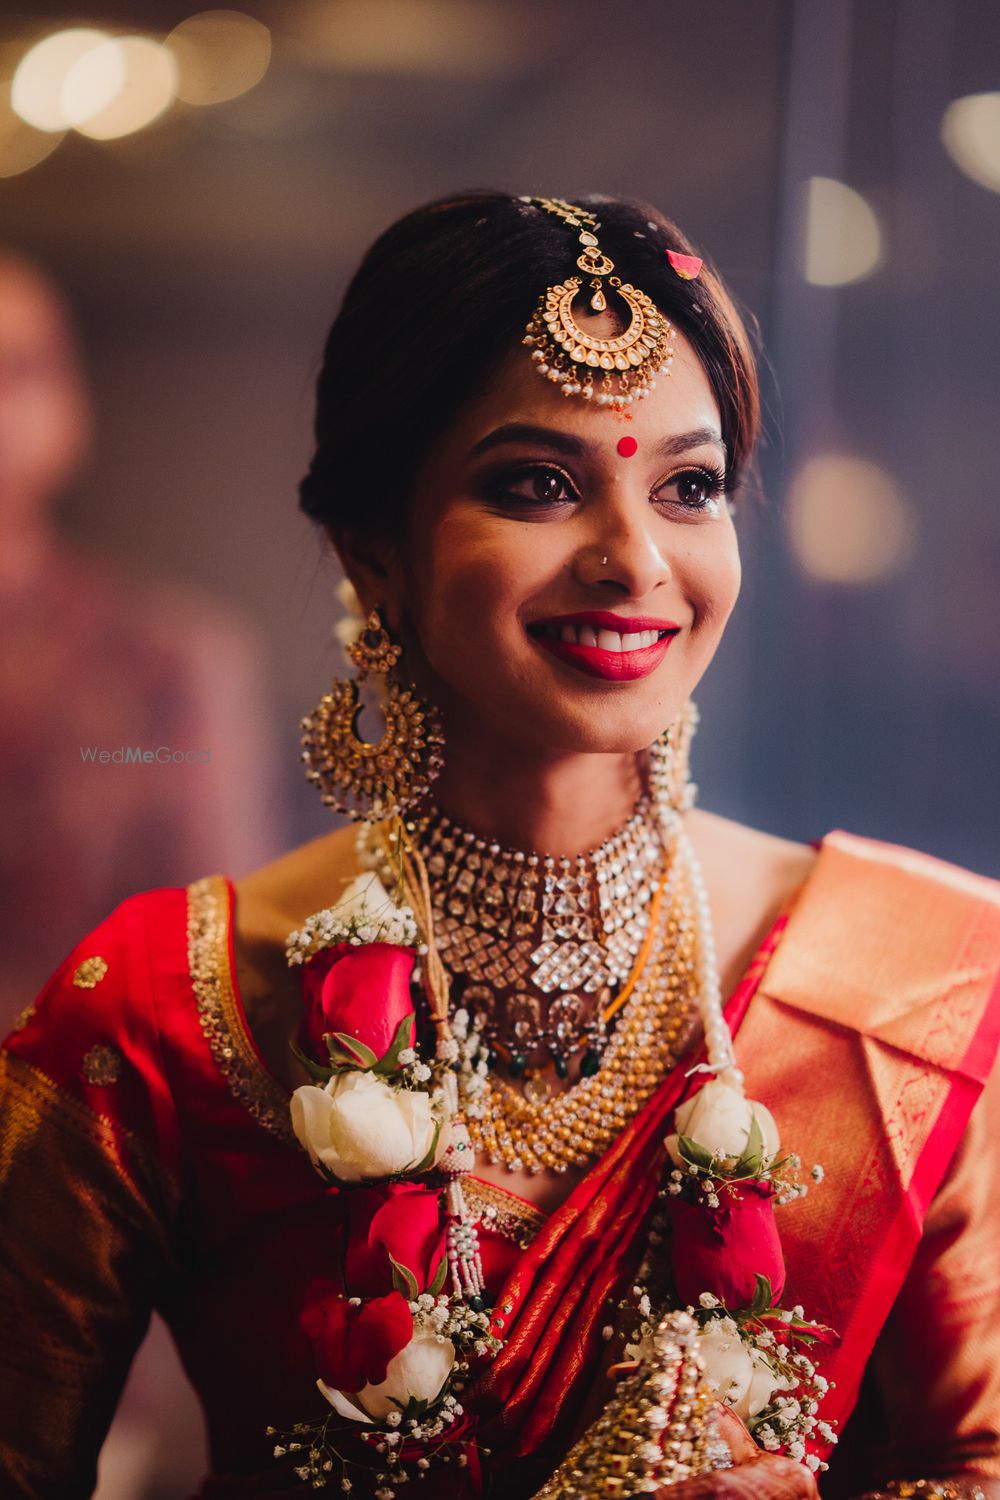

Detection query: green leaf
xmin=328 ymin=1032 xmax=379 ymax=1070
xmin=735 ymin=1113 xmax=765 ymax=1176
xmin=750 ymin=1273 xmax=773 ymax=1316
xmin=389 ymin=1253 xmax=420 ymax=1301
xmin=289 ymin=1042 xmax=335 ymax=1083
xmin=408 ymin=1118 xmax=443 ymax=1176
xmin=428 ymin=1254 xmax=449 ymax=1298
xmin=677 ymin=1135 xmax=716 ymax=1172
xmin=372 ymin=1013 xmax=416 ymax=1076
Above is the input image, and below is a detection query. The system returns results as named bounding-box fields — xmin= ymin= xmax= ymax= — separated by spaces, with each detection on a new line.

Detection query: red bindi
xmin=616 ymin=435 xmax=638 ymax=458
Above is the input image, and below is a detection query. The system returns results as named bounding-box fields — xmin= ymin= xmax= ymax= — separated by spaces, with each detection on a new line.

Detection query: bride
xmin=2 ymin=191 xmax=998 ymax=1500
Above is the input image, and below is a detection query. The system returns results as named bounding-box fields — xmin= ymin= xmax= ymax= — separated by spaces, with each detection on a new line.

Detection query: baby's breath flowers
xmin=270 ymin=1294 xmax=499 ymax=1491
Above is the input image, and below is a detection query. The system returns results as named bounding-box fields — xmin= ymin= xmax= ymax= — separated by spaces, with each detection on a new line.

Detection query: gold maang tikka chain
xmin=520 ymin=195 xmax=676 ymax=413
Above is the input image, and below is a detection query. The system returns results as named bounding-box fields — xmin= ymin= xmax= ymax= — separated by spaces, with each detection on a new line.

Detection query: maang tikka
xmin=520 ymin=195 xmax=676 ymax=413
xmin=300 ymin=605 xmax=444 ymax=823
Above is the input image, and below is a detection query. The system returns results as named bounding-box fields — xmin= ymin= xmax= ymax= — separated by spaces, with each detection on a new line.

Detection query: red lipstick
xmin=528 ymin=611 xmax=681 ymax=683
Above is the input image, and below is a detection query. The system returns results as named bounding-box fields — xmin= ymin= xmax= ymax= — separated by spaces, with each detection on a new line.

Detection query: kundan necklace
xmin=361 ymin=796 xmax=727 ymax=1176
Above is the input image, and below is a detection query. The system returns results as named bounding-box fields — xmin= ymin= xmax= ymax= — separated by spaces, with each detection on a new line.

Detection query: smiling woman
xmin=2 ymin=191 xmax=999 ymax=1500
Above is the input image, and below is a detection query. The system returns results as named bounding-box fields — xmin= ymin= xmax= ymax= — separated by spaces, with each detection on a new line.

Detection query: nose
xmin=572 ymin=487 xmax=674 ymax=598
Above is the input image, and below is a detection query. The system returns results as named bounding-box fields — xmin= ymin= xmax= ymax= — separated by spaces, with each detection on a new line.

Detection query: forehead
xmin=443 ymin=329 xmax=723 ymax=459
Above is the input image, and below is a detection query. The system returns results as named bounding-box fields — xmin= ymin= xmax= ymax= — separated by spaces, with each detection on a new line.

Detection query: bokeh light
xmin=166 ymin=10 xmax=271 ymax=107
xmin=76 ymin=38 xmax=177 ymax=140
xmin=786 ymin=453 xmax=917 ymax=584
xmin=941 ymin=92 xmax=1000 ymax=194
xmin=11 ymin=28 xmax=111 ymax=132
xmin=59 ymin=38 xmax=125 ymax=128
xmin=802 ymin=176 xmax=883 ymax=287
xmin=0 ymin=80 xmax=63 ymax=176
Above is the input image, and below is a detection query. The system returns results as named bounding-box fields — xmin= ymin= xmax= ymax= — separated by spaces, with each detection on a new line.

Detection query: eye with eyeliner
xmin=480 ymin=459 xmax=729 ymax=516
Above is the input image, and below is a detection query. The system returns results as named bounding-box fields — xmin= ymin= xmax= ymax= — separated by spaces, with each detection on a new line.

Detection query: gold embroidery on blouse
xmin=72 ymin=956 xmax=109 ymax=989
xmin=186 ymin=875 xmax=296 ymax=1145
xmin=464 ymin=1175 xmax=547 ymax=1248
xmin=12 ymin=1003 xmax=35 ymax=1031
xmin=81 ymin=1044 xmax=123 ymax=1086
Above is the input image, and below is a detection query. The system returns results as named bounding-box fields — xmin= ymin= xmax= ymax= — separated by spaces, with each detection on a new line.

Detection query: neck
xmin=420 ymin=736 xmax=646 ymax=857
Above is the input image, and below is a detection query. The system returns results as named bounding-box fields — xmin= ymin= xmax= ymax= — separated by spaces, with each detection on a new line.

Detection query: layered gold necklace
xmin=364 ymin=796 xmax=703 ymax=1176
xmin=460 ymin=841 xmax=700 ymax=1174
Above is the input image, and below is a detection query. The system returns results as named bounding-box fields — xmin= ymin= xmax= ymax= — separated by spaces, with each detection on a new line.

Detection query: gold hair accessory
xmin=530 ymin=1310 xmax=731 ymax=1497
xmin=520 ymin=195 xmax=676 ymax=413
xmin=300 ymin=606 xmax=445 ymax=823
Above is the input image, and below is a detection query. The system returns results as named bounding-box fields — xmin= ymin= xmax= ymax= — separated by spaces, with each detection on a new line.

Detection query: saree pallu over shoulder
xmin=736 ymin=829 xmax=1000 ymax=1448
xmin=465 ymin=905 xmax=790 ymax=1491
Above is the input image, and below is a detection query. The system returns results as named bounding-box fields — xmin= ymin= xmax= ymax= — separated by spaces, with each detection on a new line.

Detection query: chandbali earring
xmin=299 ymin=606 xmax=445 ymax=823
xmin=648 ymin=699 xmax=699 ymax=814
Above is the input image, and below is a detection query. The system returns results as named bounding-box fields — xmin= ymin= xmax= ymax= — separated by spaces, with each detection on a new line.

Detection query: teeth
xmin=542 ymin=623 xmax=669 ymax=652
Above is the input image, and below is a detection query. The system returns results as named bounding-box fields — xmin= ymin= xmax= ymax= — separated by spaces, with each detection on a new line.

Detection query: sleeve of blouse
xmin=861 ymin=1058 xmax=1000 ymax=1484
xmin=0 ymin=892 xmax=183 ymax=1499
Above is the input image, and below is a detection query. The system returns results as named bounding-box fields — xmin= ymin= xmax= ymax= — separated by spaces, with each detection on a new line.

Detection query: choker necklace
xmin=399 ymin=793 xmax=668 ymax=1075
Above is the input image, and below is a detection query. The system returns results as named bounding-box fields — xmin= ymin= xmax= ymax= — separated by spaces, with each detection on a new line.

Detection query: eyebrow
xmin=467 ymin=421 xmax=727 ymax=462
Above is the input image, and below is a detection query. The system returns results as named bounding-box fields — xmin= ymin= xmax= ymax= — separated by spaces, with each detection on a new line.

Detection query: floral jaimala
xmin=270 ymin=844 xmax=838 ymax=1492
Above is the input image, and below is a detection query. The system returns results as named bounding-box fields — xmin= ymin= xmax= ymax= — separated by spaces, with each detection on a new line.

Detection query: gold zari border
xmin=186 ymin=875 xmax=297 ymax=1146
xmin=464 ymin=1175 xmax=548 ymax=1248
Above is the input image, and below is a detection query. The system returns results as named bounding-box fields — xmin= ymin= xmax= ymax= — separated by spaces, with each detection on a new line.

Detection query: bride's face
xmin=380 ymin=330 xmax=741 ymax=757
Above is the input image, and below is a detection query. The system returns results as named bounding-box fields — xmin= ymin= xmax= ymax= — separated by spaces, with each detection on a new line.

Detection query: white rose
xmin=335 ymin=872 xmax=399 ymax=925
xmin=697 ymin=1317 xmax=787 ymax=1422
xmin=318 ymin=1331 xmax=456 ymax=1423
xmin=291 ymin=1071 xmax=449 ymax=1183
xmin=665 ymin=1079 xmax=780 ymax=1167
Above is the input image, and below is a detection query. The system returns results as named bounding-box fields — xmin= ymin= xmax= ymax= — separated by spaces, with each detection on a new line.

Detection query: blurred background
xmin=1 ymin=0 xmax=997 ymax=1492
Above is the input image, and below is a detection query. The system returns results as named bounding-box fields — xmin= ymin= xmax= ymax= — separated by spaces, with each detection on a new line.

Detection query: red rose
xmin=669 ymin=1181 xmax=786 ymax=1310
xmin=302 ymin=1281 xmax=413 ymax=1391
xmin=299 ymin=942 xmax=416 ymax=1064
xmin=344 ymin=1183 xmax=446 ymax=1298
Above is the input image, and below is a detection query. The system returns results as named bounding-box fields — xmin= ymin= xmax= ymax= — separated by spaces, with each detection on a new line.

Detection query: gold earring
xmin=300 ymin=607 xmax=445 ymax=823
xmin=648 ymin=699 xmax=698 ymax=812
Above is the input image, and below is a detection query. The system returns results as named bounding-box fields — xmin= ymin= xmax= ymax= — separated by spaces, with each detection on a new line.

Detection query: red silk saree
xmin=2 ymin=830 xmax=999 ymax=1497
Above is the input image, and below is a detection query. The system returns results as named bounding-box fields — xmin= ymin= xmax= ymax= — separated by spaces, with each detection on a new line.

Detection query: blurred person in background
xmin=0 ymin=250 xmax=287 ymax=1030
xmin=0 ymin=250 xmax=289 ymax=1498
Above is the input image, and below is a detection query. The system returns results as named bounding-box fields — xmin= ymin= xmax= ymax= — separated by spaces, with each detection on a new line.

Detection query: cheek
xmin=685 ymin=528 xmax=741 ymax=629
xmin=411 ymin=515 xmax=553 ymax=655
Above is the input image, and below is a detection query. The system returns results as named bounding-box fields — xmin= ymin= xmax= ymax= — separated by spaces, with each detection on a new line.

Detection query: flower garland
xmin=268 ymin=833 xmax=838 ymax=1494
xmin=615 ymin=1076 xmax=839 ymax=1478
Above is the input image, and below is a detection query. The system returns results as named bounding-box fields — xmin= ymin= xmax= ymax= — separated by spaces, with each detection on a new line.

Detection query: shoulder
xmin=233 ymin=824 xmax=363 ymax=948
xmin=230 ymin=827 xmax=364 ymax=1033
xmin=684 ymin=809 xmax=819 ymax=999
xmin=3 ymin=887 xmax=190 ymax=1172
xmin=6 ymin=885 xmax=188 ymax=1047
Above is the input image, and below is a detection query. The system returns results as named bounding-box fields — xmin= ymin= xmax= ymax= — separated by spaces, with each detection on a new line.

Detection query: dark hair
xmin=299 ymin=190 xmax=760 ymax=538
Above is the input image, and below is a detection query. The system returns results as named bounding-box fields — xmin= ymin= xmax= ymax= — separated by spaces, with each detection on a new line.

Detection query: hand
xmin=656 ymin=1407 xmax=820 ymax=1499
